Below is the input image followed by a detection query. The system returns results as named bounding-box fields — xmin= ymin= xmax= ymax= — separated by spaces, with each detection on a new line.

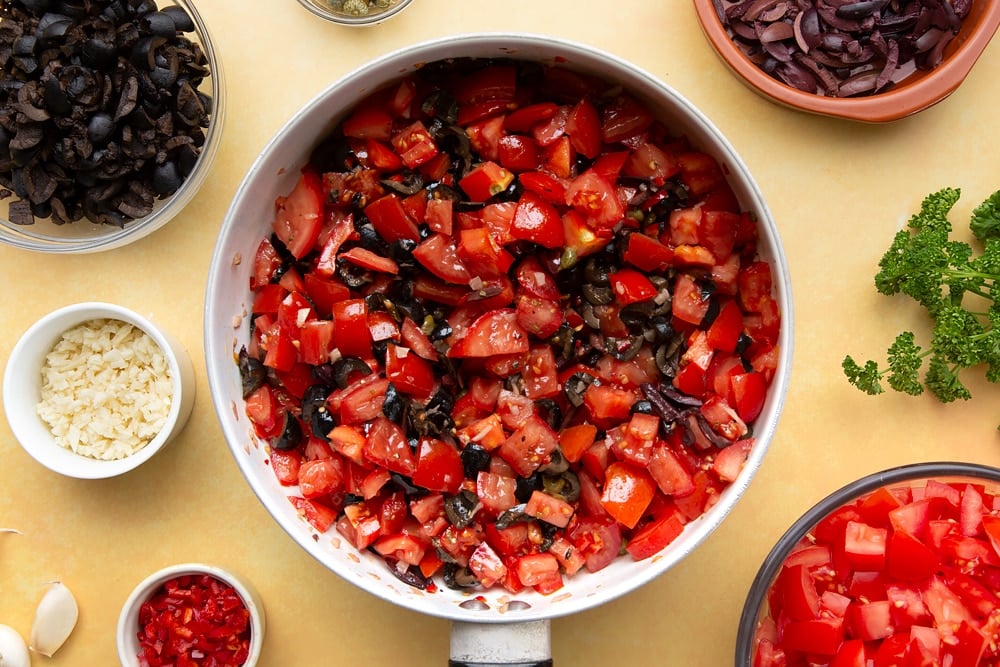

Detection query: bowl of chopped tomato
xmin=117 ymin=563 xmax=264 ymax=667
xmin=205 ymin=32 xmax=792 ymax=664
xmin=738 ymin=461 xmax=1000 ymax=667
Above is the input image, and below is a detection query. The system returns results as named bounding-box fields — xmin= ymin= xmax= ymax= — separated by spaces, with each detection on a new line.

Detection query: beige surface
xmin=1 ymin=1 xmax=1000 ymax=664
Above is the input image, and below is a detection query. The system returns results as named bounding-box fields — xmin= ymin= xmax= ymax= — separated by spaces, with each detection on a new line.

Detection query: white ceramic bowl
xmin=204 ymin=31 xmax=793 ymax=656
xmin=3 ymin=302 xmax=195 ymax=479
xmin=116 ymin=562 xmax=265 ymax=667
xmin=0 ymin=0 xmax=226 ymax=253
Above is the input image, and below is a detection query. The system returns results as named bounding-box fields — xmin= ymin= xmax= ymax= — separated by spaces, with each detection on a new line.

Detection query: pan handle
xmin=449 ymin=619 xmax=552 ymax=666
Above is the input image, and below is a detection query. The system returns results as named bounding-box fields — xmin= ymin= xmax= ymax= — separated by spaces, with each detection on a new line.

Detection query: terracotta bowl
xmin=693 ymin=0 xmax=1000 ymax=122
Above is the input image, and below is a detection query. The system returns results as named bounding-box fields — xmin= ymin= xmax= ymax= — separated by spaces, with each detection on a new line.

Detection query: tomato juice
xmin=238 ymin=57 xmax=782 ymax=596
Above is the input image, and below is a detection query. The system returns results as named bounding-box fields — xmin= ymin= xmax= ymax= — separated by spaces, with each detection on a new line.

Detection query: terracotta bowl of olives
xmin=693 ymin=0 xmax=1000 ymax=123
xmin=0 ymin=0 xmax=225 ymax=253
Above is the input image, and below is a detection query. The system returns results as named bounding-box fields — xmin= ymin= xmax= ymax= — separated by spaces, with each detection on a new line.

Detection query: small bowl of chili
xmin=736 ymin=461 xmax=1000 ymax=666
xmin=693 ymin=0 xmax=1000 ymax=122
xmin=117 ymin=563 xmax=265 ymax=667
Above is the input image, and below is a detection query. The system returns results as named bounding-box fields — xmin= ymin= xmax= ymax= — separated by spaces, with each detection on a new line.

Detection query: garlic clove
xmin=0 ymin=624 xmax=30 ymax=667
xmin=29 ymin=582 xmax=78 ymax=658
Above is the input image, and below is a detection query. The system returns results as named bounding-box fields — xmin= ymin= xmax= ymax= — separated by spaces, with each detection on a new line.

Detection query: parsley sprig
xmin=842 ymin=188 xmax=1000 ymax=410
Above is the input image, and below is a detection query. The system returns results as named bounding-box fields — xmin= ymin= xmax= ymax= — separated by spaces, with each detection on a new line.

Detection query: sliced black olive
xmin=564 ymin=371 xmax=596 ymax=407
xmin=539 ymin=448 xmax=568 ymax=475
xmin=735 ymin=332 xmax=753 ymax=356
xmin=238 ymin=347 xmax=266 ymax=398
xmin=515 ymin=473 xmax=542 ymax=504
xmin=543 ymin=470 xmax=581 ymax=504
xmin=582 ymin=283 xmax=613 ymax=305
xmin=444 ymin=489 xmax=481 ymax=528
xmin=430 ymin=320 xmax=453 ymax=340
xmin=605 ymin=335 xmax=643 ymax=361
xmin=420 ymin=89 xmax=459 ymax=124
xmin=381 ymin=170 xmax=424 ymax=196
xmin=495 ymin=503 xmax=533 ymax=530
xmin=583 ymin=257 xmax=612 ymax=286
xmin=342 ymin=493 xmax=364 ymax=506
xmin=535 ymin=398 xmax=562 ymax=431
xmin=701 ymin=298 xmax=721 ymax=328
xmin=461 ymin=443 xmax=491 ymax=478
xmin=336 ymin=258 xmax=372 ymax=288
xmin=273 ymin=414 xmax=303 ymax=451
xmin=391 ymin=472 xmax=425 ymax=496
xmin=302 ymin=384 xmax=335 ymax=440
xmin=641 ymin=383 xmax=681 ymax=423
xmin=382 ymin=382 xmax=405 ymax=422
xmin=160 ymin=5 xmax=195 ymax=32
xmin=443 ymin=563 xmax=479 ymax=590
xmin=309 ymin=135 xmax=356 ymax=174
xmin=371 ymin=339 xmax=389 ymax=366
xmin=332 ymin=357 xmax=372 ymax=389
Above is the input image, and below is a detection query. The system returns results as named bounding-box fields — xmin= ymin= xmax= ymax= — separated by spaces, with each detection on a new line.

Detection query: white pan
xmin=204 ymin=33 xmax=793 ymax=665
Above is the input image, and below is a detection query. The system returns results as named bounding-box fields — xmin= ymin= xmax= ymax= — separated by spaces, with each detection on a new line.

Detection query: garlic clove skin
xmin=0 ymin=528 xmax=21 ymax=535
xmin=29 ymin=582 xmax=78 ymax=658
xmin=0 ymin=624 xmax=30 ymax=667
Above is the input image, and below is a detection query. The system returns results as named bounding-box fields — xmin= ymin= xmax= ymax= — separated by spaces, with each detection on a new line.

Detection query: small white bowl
xmin=117 ymin=563 xmax=265 ymax=667
xmin=2 ymin=302 xmax=195 ymax=479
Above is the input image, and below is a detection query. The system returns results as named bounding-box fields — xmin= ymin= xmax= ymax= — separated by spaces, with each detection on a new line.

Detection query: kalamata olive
xmin=429 ymin=320 xmax=453 ymax=340
xmin=273 ymin=414 xmax=303 ymax=451
xmin=381 ymin=171 xmax=423 ymax=196
xmin=390 ymin=472 xmax=424 ymax=496
xmin=36 ymin=14 xmax=72 ymax=44
xmin=582 ymin=283 xmax=613 ymax=305
xmin=160 ymin=6 xmax=194 ymax=31
xmin=460 ymin=443 xmax=491 ymax=479
xmin=420 ymin=89 xmax=459 ymax=124
xmin=387 ymin=560 xmax=430 ymax=590
xmin=535 ymin=398 xmax=562 ymax=431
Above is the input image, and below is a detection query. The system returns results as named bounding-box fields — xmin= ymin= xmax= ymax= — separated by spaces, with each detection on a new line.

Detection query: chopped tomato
xmin=273 ymin=170 xmax=323 ymax=259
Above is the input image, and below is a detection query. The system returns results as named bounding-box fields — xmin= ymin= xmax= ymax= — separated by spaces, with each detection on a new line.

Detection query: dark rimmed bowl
xmin=736 ymin=461 xmax=1000 ymax=665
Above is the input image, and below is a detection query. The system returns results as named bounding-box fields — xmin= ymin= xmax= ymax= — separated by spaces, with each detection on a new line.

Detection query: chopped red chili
xmin=136 ymin=574 xmax=252 ymax=667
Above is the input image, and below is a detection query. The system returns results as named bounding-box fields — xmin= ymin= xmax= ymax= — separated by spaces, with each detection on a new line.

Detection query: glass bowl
xmin=116 ymin=563 xmax=265 ymax=666
xmin=295 ymin=0 xmax=414 ymax=25
xmin=0 ymin=0 xmax=226 ymax=253
xmin=736 ymin=461 xmax=1000 ymax=666
xmin=2 ymin=301 xmax=196 ymax=479
xmin=693 ymin=0 xmax=1000 ymax=123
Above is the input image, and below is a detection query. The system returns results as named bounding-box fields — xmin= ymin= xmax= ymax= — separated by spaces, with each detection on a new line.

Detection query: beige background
xmin=2 ymin=1 xmax=1000 ymax=664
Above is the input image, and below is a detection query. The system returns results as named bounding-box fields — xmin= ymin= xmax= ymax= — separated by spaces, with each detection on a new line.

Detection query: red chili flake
xmin=136 ymin=574 xmax=252 ymax=667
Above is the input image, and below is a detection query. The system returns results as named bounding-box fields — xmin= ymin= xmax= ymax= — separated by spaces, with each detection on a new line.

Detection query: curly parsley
xmin=842 ymin=188 xmax=1000 ymax=414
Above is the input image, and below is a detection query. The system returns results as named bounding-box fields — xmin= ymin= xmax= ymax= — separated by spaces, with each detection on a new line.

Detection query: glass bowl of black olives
xmin=295 ymin=0 xmax=414 ymax=26
xmin=0 ymin=0 xmax=225 ymax=253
